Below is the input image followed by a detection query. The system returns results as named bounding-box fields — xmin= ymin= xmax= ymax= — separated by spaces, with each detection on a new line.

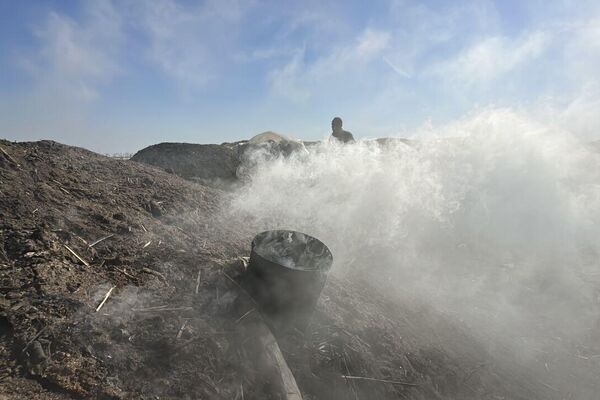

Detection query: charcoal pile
xmin=131 ymin=142 xmax=239 ymax=189
xmin=0 ymin=139 xmax=555 ymax=399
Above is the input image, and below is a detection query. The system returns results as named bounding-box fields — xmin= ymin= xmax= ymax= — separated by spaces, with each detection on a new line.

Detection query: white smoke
xmin=228 ymin=108 xmax=600 ymax=396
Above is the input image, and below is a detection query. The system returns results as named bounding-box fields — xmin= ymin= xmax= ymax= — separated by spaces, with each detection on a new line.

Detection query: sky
xmin=0 ymin=0 xmax=599 ymax=153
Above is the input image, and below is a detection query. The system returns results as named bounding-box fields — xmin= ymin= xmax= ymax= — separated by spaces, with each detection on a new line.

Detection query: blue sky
xmin=1 ymin=0 xmax=599 ymax=152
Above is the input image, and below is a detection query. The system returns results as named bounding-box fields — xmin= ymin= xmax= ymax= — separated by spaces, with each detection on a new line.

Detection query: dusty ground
xmin=0 ymin=139 xmax=558 ymax=399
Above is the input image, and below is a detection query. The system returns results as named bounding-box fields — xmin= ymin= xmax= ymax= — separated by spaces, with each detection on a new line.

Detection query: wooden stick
xmin=64 ymin=245 xmax=90 ymax=267
xmin=114 ymin=267 xmax=135 ymax=279
xmin=89 ymin=234 xmax=114 ymax=248
xmin=95 ymin=286 xmax=115 ymax=312
xmin=136 ymin=305 xmax=169 ymax=311
xmin=256 ymin=322 xmax=303 ymax=400
xmin=0 ymin=146 xmax=19 ymax=165
xmin=141 ymin=267 xmax=166 ymax=281
xmin=132 ymin=307 xmax=192 ymax=312
xmin=222 ymin=271 xmax=259 ymax=307
xmin=176 ymin=319 xmax=189 ymax=339
xmin=195 ymin=269 xmax=202 ymax=295
xmin=0 ymin=249 xmax=8 ymax=263
xmin=21 ymin=327 xmax=46 ymax=353
xmin=341 ymin=375 xmax=417 ymax=387
xmin=74 ymin=235 xmax=88 ymax=245
xmin=238 ymin=256 xmax=249 ymax=269
xmin=235 ymin=308 xmax=255 ymax=324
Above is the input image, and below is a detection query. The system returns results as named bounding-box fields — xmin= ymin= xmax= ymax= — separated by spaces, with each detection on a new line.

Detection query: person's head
xmin=332 ymin=117 xmax=343 ymax=132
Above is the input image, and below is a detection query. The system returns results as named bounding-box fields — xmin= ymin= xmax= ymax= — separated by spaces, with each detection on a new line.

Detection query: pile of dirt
xmin=131 ymin=133 xmax=308 ymax=189
xmin=131 ymin=142 xmax=239 ymax=189
xmin=0 ymin=139 xmax=555 ymax=399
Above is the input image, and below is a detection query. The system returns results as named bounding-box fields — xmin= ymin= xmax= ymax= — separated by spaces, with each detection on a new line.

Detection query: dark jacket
xmin=331 ymin=130 xmax=355 ymax=143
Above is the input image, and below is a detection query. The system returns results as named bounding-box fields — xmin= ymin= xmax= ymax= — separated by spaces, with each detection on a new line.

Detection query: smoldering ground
xmin=226 ymin=108 xmax=600 ymax=398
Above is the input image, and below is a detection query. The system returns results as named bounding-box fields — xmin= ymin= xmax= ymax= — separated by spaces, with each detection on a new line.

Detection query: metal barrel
xmin=243 ymin=230 xmax=333 ymax=331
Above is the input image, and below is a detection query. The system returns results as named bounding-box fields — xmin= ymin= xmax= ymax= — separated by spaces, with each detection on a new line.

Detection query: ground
xmin=0 ymin=139 xmax=557 ymax=399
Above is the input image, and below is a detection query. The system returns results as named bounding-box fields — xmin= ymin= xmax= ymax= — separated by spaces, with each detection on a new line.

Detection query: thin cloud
xmin=131 ymin=0 xmax=248 ymax=88
xmin=268 ymin=28 xmax=391 ymax=102
xmin=383 ymin=56 xmax=411 ymax=78
xmin=23 ymin=0 xmax=124 ymax=102
xmin=427 ymin=31 xmax=550 ymax=86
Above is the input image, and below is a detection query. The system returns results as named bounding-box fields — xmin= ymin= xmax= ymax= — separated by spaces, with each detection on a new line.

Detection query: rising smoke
xmin=228 ymin=108 xmax=600 ymax=397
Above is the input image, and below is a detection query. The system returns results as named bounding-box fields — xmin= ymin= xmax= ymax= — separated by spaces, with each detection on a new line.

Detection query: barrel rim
xmin=251 ymin=229 xmax=333 ymax=272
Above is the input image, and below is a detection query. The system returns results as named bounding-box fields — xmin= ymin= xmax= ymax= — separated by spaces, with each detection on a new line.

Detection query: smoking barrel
xmin=243 ymin=230 xmax=333 ymax=331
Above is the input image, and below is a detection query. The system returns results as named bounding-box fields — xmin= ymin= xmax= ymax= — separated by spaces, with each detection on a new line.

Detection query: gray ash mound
xmin=0 ymin=139 xmax=556 ymax=399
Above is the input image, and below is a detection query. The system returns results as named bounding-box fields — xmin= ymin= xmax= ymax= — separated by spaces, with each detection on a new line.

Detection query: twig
xmin=96 ymin=286 xmax=115 ymax=312
xmin=221 ymin=271 xmax=259 ymax=307
xmin=89 ymin=234 xmax=114 ymax=248
xmin=174 ymin=226 xmax=193 ymax=239
xmin=235 ymin=308 xmax=255 ymax=324
xmin=238 ymin=256 xmax=249 ymax=268
xmin=136 ymin=305 xmax=169 ymax=311
xmin=177 ymin=319 xmax=190 ymax=339
xmin=114 ymin=267 xmax=135 ymax=279
xmin=22 ymin=327 xmax=46 ymax=353
xmin=0 ymin=146 xmax=19 ymax=166
xmin=342 ymin=349 xmax=359 ymax=400
xmin=141 ymin=267 xmax=166 ymax=281
xmin=195 ymin=269 xmax=202 ymax=295
xmin=142 ymin=240 xmax=152 ymax=248
xmin=133 ymin=307 xmax=192 ymax=312
xmin=64 ymin=245 xmax=90 ymax=267
xmin=141 ymin=224 xmax=148 ymax=232
xmin=341 ymin=375 xmax=418 ymax=387
xmin=540 ymin=381 xmax=559 ymax=392
xmin=74 ymin=235 xmax=88 ymax=245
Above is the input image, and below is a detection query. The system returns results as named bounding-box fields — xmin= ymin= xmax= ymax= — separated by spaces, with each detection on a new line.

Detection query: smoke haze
xmin=228 ymin=108 xmax=600 ymax=398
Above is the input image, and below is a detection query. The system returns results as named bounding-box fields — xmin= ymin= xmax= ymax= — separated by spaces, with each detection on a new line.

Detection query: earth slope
xmin=0 ymin=139 xmax=552 ymax=399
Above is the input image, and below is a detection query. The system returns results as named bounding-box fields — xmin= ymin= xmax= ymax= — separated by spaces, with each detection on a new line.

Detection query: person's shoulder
xmin=343 ymin=130 xmax=355 ymax=141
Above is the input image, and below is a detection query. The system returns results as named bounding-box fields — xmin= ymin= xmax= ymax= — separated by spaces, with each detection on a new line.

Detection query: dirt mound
xmin=131 ymin=142 xmax=239 ymax=189
xmin=0 ymin=139 xmax=554 ymax=399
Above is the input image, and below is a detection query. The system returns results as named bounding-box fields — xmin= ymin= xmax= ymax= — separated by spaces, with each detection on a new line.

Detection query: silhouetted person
xmin=330 ymin=117 xmax=355 ymax=144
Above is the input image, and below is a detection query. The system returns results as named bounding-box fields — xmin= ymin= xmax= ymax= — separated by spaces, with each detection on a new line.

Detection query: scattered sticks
xmin=64 ymin=245 xmax=90 ymax=267
xmin=96 ymin=286 xmax=115 ymax=312
xmin=89 ymin=234 xmax=114 ymax=248
xmin=341 ymin=375 xmax=418 ymax=387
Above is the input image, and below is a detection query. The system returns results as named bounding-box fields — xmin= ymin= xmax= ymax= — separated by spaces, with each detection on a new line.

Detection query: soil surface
xmin=0 ymin=139 xmax=557 ymax=399
xmin=131 ymin=142 xmax=239 ymax=189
